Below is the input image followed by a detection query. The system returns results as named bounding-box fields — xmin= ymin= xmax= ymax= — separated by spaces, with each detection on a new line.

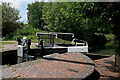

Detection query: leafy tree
xmin=42 ymin=2 xmax=108 ymax=51
xmin=27 ymin=1 xmax=45 ymax=30
xmin=2 ymin=2 xmax=21 ymax=37
xmin=42 ymin=2 xmax=66 ymax=32
xmin=43 ymin=3 xmax=85 ymax=34
xmin=85 ymin=2 xmax=120 ymax=54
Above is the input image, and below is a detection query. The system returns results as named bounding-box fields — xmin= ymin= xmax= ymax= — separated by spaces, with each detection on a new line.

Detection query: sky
xmin=2 ymin=0 xmax=49 ymax=23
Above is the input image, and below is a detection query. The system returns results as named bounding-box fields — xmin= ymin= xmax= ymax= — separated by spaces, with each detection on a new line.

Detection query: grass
xmin=2 ymin=42 xmax=17 ymax=45
xmin=0 ymin=44 xmax=4 ymax=51
xmin=20 ymin=35 xmax=38 ymax=42
xmin=90 ymin=49 xmax=114 ymax=56
xmin=1 ymin=42 xmax=17 ymax=50
xmin=7 ymin=64 xmax=11 ymax=67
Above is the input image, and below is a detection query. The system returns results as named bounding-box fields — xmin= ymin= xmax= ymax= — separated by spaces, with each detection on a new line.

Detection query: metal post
xmin=26 ymin=39 xmax=31 ymax=60
xmin=38 ymin=35 xmax=40 ymax=45
xmin=40 ymin=39 xmax=43 ymax=58
xmin=50 ymin=35 xmax=51 ymax=46
xmin=52 ymin=35 xmax=54 ymax=47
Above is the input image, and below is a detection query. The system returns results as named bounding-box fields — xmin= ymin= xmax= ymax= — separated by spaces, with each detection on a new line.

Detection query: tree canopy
xmin=28 ymin=2 xmax=114 ymax=50
xmin=3 ymin=2 xmax=119 ymax=54
xmin=85 ymin=2 xmax=120 ymax=54
xmin=2 ymin=2 xmax=21 ymax=37
xmin=27 ymin=1 xmax=45 ymax=29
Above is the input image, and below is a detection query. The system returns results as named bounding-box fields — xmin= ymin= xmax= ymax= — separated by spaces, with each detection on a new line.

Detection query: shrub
xmin=3 ymin=25 xmax=48 ymax=41
xmin=88 ymin=34 xmax=107 ymax=52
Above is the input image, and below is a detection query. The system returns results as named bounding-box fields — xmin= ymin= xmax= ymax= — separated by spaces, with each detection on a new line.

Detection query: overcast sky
xmin=2 ymin=0 xmax=49 ymax=23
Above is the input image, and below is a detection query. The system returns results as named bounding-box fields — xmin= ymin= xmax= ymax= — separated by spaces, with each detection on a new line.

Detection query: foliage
xmin=90 ymin=34 xmax=115 ymax=56
xmin=3 ymin=25 xmax=47 ymax=42
xmin=91 ymin=49 xmax=114 ymax=56
xmin=42 ymin=3 xmax=86 ymax=33
xmin=105 ymin=34 xmax=115 ymax=49
xmin=3 ymin=2 xmax=120 ymax=54
xmin=89 ymin=34 xmax=107 ymax=51
xmin=2 ymin=2 xmax=21 ymax=37
xmin=105 ymin=34 xmax=115 ymax=41
xmin=42 ymin=2 xmax=109 ymax=51
xmin=85 ymin=2 xmax=120 ymax=54
xmin=27 ymin=1 xmax=45 ymax=29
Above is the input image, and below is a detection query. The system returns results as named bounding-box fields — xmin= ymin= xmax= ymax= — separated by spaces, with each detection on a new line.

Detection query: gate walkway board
xmin=2 ymin=53 xmax=94 ymax=79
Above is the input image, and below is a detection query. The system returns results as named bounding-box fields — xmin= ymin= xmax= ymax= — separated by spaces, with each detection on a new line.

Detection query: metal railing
xmin=36 ymin=32 xmax=88 ymax=47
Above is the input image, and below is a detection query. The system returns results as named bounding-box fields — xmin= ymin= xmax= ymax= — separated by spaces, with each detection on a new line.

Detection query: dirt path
xmin=94 ymin=55 xmax=120 ymax=80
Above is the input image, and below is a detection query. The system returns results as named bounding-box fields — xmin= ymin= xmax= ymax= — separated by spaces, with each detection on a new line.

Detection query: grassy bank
xmin=2 ymin=42 xmax=17 ymax=45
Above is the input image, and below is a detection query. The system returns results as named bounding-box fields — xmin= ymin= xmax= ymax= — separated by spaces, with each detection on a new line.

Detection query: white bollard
xmin=17 ymin=45 xmax=23 ymax=63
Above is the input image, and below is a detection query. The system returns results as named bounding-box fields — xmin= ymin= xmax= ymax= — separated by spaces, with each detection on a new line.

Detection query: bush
xmin=3 ymin=25 xmax=47 ymax=41
xmin=89 ymin=34 xmax=107 ymax=52
xmin=105 ymin=34 xmax=115 ymax=42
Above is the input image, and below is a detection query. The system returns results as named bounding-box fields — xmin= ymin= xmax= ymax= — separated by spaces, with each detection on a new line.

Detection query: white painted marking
xmin=68 ymin=46 xmax=88 ymax=52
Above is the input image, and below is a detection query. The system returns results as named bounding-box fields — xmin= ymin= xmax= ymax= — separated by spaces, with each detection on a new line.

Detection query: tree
xmin=2 ymin=2 xmax=21 ymax=37
xmin=42 ymin=2 xmax=108 ymax=51
xmin=42 ymin=3 xmax=86 ymax=33
xmin=27 ymin=1 xmax=45 ymax=30
xmin=42 ymin=2 xmax=66 ymax=32
xmin=85 ymin=2 xmax=120 ymax=54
